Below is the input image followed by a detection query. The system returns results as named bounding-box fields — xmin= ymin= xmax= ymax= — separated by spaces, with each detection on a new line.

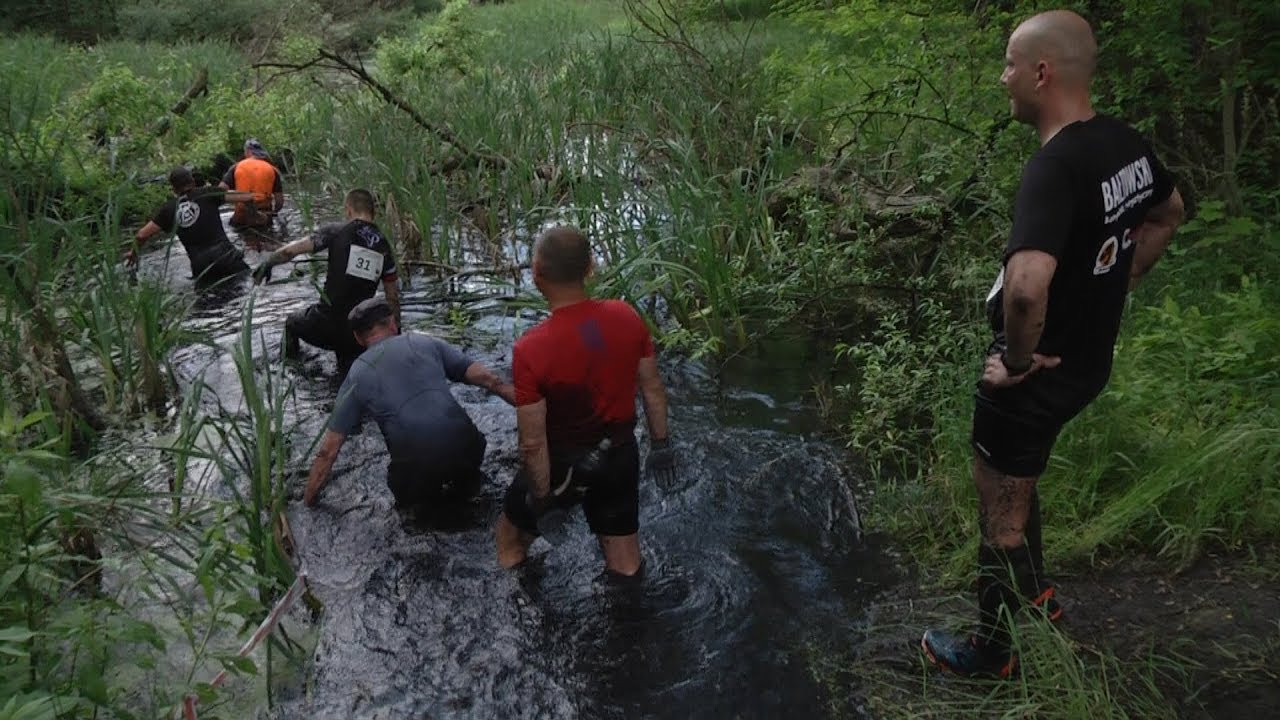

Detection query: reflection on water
xmin=133 ymin=193 xmax=897 ymax=719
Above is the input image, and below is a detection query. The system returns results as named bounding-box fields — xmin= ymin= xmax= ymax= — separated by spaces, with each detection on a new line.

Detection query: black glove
xmin=647 ymin=438 xmax=678 ymax=492
xmin=252 ymin=262 xmax=273 ymax=284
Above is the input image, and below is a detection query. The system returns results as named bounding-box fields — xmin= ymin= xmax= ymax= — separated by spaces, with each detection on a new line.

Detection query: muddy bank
xmin=830 ymin=545 xmax=1280 ymax=719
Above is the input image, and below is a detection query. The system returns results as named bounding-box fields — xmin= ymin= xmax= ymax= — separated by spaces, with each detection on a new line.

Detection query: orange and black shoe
xmin=1030 ymin=585 xmax=1064 ymax=622
xmin=921 ymin=629 xmax=1018 ymax=679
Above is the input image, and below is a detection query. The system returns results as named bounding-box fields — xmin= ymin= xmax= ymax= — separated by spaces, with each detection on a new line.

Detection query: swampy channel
xmin=130 ymin=198 xmax=899 ymax=719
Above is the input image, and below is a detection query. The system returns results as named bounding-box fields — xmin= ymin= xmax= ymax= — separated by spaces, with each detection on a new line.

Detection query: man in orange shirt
xmin=219 ymin=138 xmax=284 ymax=229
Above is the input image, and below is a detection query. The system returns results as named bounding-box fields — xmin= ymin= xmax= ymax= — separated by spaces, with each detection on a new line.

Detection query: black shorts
xmin=970 ymin=362 xmax=1103 ymax=477
xmin=386 ymin=430 xmax=486 ymax=507
xmin=285 ymin=304 xmax=362 ymax=364
xmin=502 ymin=441 xmax=640 ymax=537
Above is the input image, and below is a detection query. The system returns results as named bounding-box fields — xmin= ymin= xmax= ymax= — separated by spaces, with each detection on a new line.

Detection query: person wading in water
xmin=494 ymin=225 xmax=680 ymax=577
xmin=253 ymin=188 xmax=400 ymax=375
xmin=304 ymin=297 xmax=515 ymax=521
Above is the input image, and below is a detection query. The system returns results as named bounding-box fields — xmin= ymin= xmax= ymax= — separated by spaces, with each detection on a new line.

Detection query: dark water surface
xmin=139 ymin=202 xmax=900 ymax=719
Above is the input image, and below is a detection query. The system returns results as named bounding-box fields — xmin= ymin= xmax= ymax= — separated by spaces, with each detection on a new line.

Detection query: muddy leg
xmin=495 ymin=512 xmax=536 ymax=568
xmin=974 ymin=454 xmax=1039 ymax=654
xmin=597 ymin=533 xmax=642 ymax=577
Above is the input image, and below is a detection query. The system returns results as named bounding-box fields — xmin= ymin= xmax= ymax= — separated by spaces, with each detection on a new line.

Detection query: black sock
xmin=977 ymin=542 xmax=1036 ymax=657
xmin=1025 ymin=489 xmax=1047 ymax=596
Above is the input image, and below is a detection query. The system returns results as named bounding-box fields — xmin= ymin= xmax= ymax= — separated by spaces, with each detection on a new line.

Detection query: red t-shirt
xmin=513 ymin=299 xmax=655 ymax=449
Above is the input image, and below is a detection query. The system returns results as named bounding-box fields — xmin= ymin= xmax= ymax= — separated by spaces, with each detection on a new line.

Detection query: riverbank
xmin=2 ymin=1 xmax=1277 ymax=718
xmin=822 ymin=542 xmax=1280 ymax=719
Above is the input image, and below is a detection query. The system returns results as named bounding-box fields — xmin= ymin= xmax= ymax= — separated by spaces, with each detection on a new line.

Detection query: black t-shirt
xmin=312 ymin=219 xmax=397 ymax=316
xmin=152 ymin=187 xmax=242 ymax=271
xmin=987 ymin=115 xmax=1174 ymax=385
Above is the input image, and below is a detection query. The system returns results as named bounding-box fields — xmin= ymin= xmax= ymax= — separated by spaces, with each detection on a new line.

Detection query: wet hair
xmin=168 ymin=166 xmax=196 ymax=192
xmin=345 ymin=188 xmax=377 ymax=217
xmin=348 ymin=297 xmax=393 ymax=335
xmin=534 ymin=225 xmax=591 ymax=284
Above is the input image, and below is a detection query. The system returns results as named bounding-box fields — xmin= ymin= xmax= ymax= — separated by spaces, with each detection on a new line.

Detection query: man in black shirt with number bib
xmin=921 ymin=10 xmax=1185 ymax=678
xmin=128 ymin=167 xmax=251 ymax=284
xmin=254 ymin=188 xmax=400 ymax=373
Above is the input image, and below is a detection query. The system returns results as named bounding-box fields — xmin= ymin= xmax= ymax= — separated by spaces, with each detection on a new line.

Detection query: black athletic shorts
xmin=285 ymin=304 xmax=363 ymax=365
xmin=385 ymin=432 xmax=486 ymax=507
xmin=970 ymin=347 xmax=1105 ymax=477
xmin=503 ymin=441 xmax=640 ymax=537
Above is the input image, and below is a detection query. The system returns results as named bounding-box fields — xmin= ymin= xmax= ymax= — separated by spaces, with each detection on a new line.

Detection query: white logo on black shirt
xmin=1101 ymin=156 xmax=1156 ymax=223
xmin=176 ymin=199 xmax=200 ymax=228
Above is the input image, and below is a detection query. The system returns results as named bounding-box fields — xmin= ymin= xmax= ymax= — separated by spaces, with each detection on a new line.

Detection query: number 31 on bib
xmin=346 ymin=245 xmax=384 ymax=281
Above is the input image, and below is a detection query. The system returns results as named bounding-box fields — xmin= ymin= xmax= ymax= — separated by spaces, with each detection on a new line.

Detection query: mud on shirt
xmin=987 ymin=115 xmax=1174 ymax=386
xmin=311 ymin=219 xmax=397 ymax=317
xmin=151 ymin=187 xmax=244 ymax=276
xmin=513 ymin=299 xmax=655 ymax=450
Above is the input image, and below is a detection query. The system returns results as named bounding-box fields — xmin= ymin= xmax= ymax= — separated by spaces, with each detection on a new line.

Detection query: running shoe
xmin=1030 ymin=585 xmax=1064 ymax=622
xmin=921 ymin=629 xmax=1018 ymax=679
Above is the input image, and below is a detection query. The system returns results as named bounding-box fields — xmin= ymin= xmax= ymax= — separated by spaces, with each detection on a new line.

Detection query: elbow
xmin=1006 ymin=289 xmax=1042 ymax=317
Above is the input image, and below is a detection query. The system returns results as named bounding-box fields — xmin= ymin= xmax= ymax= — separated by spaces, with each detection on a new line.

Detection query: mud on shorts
xmin=971 ymin=350 xmax=1104 ymax=478
xmin=386 ymin=429 xmax=487 ymax=508
xmin=503 ymin=441 xmax=641 ymax=537
xmin=285 ymin=303 xmax=363 ymax=366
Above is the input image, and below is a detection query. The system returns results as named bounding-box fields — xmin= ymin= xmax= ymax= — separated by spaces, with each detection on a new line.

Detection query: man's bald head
xmin=1010 ymin=10 xmax=1097 ymax=87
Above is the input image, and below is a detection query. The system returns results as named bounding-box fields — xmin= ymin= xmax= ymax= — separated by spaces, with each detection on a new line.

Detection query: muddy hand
xmin=123 ymin=248 xmax=138 ymax=268
xmin=980 ymin=352 xmax=1061 ymax=390
xmin=647 ymin=438 xmax=679 ymax=492
xmin=252 ymin=262 xmax=273 ymax=285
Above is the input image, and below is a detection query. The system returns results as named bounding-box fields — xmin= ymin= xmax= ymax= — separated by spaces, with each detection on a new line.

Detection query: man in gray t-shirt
xmin=304 ymin=298 xmax=515 ymax=509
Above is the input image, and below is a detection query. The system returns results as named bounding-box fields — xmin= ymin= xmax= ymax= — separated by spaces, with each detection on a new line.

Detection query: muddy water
xmin=138 ymin=200 xmax=900 ymax=719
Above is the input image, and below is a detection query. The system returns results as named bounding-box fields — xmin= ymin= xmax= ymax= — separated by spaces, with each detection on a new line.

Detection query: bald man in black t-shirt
xmin=921 ymin=10 xmax=1185 ymax=678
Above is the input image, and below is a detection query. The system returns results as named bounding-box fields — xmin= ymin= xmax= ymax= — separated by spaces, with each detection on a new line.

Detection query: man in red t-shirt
xmin=495 ymin=225 xmax=677 ymax=576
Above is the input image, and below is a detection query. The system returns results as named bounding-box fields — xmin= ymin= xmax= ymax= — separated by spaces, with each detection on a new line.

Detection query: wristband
xmin=1000 ymin=352 xmax=1033 ymax=375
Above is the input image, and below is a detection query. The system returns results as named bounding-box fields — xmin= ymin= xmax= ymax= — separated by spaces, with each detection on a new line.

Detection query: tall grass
xmin=854 ymin=217 xmax=1280 ymax=584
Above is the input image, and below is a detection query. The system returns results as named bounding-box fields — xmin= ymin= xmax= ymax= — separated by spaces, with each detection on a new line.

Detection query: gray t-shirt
xmin=330 ymin=333 xmax=480 ymax=465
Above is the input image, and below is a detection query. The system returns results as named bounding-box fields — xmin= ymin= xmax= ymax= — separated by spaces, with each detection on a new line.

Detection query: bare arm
xmin=1129 ymin=188 xmax=1185 ymax=290
xmin=382 ymin=277 xmax=401 ymax=319
xmin=636 ymin=356 xmax=670 ymax=441
xmin=218 ymin=181 xmax=230 ymax=190
xmin=516 ymin=401 xmax=551 ymax=499
xmin=304 ymin=430 xmax=346 ymax=506
xmin=1001 ymin=249 xmax=1058 ymax=369
xmin=135 ymin=221 xmax=164 ymax=244
xmin=464 ymin=361 xmax=515 ymax=405
xmin=222 ymin=191 xmax=255 ymax=204
xmin=272 ymin=190 xmax=284 ymax=213
xmin=260 ymin=237 xmax=316 ymax=268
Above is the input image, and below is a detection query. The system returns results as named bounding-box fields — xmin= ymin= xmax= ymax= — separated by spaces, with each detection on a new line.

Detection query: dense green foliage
xmin=1 ymin=0 xmax=1277 ymax=716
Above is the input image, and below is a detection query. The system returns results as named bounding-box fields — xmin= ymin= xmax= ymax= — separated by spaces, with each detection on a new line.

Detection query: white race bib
xmin=346 ymin=245 xmax=384 ymax=281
